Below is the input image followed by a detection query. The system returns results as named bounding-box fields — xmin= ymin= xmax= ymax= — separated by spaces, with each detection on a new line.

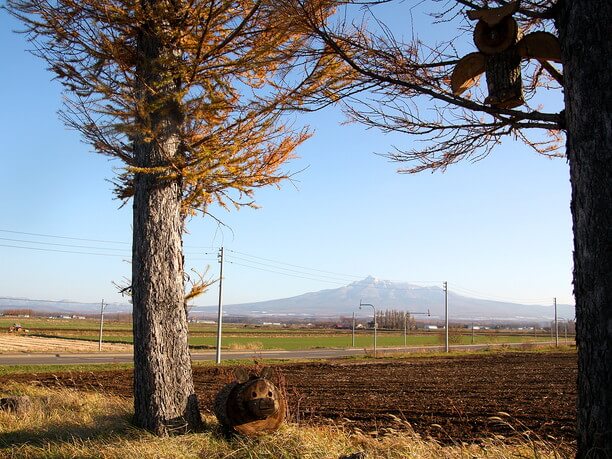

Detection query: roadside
xmin=0 ymin=336 xmax=571 ymax=368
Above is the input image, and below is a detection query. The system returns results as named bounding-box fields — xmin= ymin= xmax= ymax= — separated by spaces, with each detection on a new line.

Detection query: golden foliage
xmin=7 ymin=0 xmax=349 ymax=213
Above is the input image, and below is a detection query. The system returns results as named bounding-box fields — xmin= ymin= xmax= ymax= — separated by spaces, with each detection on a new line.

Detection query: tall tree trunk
xmin=558 ymin=1 xmax=612 ymax=457
xmin=132 ymin=165 xmax=202 ymax=435
xmin=131 ymin=4 xmax=202 ymax=435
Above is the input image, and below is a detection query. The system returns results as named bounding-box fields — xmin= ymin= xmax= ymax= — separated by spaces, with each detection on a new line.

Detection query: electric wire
xmin=0 ymin=229 xmax=128 ymax=245
xmin=449 ymin=284 xmax=555 ymax=305
xmin=226 ymin=258 xmax=443 ymax=293
xmin=227 ymin=249 xmax=364 ymax=280
xmin=0 ymin=229 xmax=564 ymax=304
xmin=0 ymin=237 xmax=128 ymax=252
xmin=0 ymin=228 xmax=215 ymax=251
xmin=0 ymin=243 xmax=130 ymax=258
xmin=226 ymin=260 xmax=347 ymax=285
xmin=225 ymin=254 xmax=361 ymax=284
xmin=227 ymin=249 xmax=443 ymax=286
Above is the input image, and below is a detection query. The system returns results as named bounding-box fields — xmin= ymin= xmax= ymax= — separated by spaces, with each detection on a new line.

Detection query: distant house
xmin=426 ymin=325 xmax=439 ymax=330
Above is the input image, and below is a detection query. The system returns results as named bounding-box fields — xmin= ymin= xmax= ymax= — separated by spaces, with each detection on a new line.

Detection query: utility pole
xmin=352 ymin=312 xmax=355 ymax=347
xmin=215 ymin=247 xmax=224 ymax=364
xmin=404 ymin=309 xmax=429 ymax=348
xmin=404 ymin=312 xmax=407 ymax=347
xmin=554 ymin=297 xmax=558 ymax=347
xmin=444 ymin=281 xmax=449 ymax=353
xmin=471 ymin=321 xmax=475 ymax=345
xmin=98 ymin=299 xmax=105 ymax=352
xmin=359 ymin=300 xmax=376 ymax=358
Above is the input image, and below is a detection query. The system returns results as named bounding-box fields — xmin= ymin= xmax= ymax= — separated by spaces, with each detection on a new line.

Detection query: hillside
xmin=1 ymin=276 xmax=574 ymax=321
xmin=192 ymin=276 xmax=574 ymax=321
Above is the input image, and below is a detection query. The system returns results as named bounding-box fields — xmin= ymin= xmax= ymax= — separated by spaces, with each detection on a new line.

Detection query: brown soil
xmin=0 ymin=352 xmax=576 ymax=444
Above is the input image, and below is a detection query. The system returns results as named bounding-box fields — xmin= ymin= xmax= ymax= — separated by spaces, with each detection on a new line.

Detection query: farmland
xmin=0 ymin=351 xmax=576 ymax=444
xmin=0 ymin=317 xmax=564 ymax=352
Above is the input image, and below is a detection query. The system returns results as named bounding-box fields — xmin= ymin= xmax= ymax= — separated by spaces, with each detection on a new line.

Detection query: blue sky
xmin=0 ymin=5 xmax=573 ymax=310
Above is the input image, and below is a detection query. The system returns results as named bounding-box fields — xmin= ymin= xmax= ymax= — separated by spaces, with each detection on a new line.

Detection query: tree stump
xmin=214 ymin=368 xmax=286 ymax=436
xmin=0 ymin=396 xmax=32 ymax=415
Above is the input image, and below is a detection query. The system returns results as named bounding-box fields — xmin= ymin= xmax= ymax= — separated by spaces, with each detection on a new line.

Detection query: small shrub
xmin=437 ymin=328 xmax=464 ymax=345
xmin=228 ymin=341 xmax=264 ymax=350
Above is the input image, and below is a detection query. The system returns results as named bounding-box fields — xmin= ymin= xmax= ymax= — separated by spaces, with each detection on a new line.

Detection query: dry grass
xmin=228 ymin=341 xmax=264 ymax=351
xmin=0 ymin=384 xmax=575 ymax=459
xmin=0 ymin=334 xmax=132 ymax=354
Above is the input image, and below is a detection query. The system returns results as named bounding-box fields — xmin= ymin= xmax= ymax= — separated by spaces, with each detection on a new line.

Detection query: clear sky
xmin=0 ymin=4 xmax=573 ymax=310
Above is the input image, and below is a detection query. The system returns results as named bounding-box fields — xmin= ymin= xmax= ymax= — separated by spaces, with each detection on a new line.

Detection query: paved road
xmin=0 ymin=341 xmax=556 ymax=366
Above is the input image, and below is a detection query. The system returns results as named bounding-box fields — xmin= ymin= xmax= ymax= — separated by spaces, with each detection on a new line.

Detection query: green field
xmin=0 ymin=316 xmax=564 ymax=350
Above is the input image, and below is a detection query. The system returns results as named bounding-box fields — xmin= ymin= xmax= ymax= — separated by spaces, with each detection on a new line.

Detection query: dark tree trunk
xmin=558 ymin=1 xmax=612 ymax=457
xmin=131 ymin=4 xmax=202 ymax=435
xmin=484 ymin=48 xmax=523 ymax=109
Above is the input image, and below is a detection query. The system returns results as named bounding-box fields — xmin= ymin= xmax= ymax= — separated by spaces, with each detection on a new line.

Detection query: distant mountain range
xmin=1 ymin=276 xmax=574 ymax=322
xmin=0 ymin=297 xmax=129 ymax=315
xmin=192 ymin=276 xmax=574 ymax=322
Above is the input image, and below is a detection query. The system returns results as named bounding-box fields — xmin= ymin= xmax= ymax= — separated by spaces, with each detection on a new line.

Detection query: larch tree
xmin=288 ymin=0 xmax=611 ymax=456
xmin=6 ymin=0 xmax=342 ymax=435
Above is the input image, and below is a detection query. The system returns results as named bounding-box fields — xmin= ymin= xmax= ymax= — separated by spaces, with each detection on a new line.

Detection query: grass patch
xmin=28 ymin=331 xmax=555 ymax=351
xmin=0 ymin=363 xmax=134 ymax=377
xmin=0 ymin=383 xmax=574 ymax=458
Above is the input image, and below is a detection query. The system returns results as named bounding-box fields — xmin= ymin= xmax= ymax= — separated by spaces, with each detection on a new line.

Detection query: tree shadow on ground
xmin=0 ymin=412 xmax=135 ymax=449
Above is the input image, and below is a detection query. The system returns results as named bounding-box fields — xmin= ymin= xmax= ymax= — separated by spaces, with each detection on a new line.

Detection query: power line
xmin=225 ymin=254 xmax=359 ymax=284
xmin=0 ymin=229 xmax=128 ymax=245
xmin=227 ymin=260 xmax=346 ymax=285
xmin=227 ymin=249 xmax=364 ymax=280
xmin=449 ymin=284 xmax=554 ymax=305
xmin=0 ymin=228 xmax=215 ymax=251
xmin=227 ymin=248 xmax=443 ymax=285
xmin=0 ymin=237 xmax=128 ymax=252
xmin=227 ymin=258 xmax=443 ymax=293
xmin=0 ymin=243 xmax=130 ymax=258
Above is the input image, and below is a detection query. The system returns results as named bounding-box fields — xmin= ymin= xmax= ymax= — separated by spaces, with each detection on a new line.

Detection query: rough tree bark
xmin=558 ymin=0 xmax=612 ymax=456
xmin=132 ymin=163 xmax=201 ymax=435
xmin=131 ymin=5 xmax=202 ymax=434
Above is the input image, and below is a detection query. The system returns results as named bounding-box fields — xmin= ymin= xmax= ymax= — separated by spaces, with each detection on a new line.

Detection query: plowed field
xmin=0 ymin=352 xmax=576 ymax=443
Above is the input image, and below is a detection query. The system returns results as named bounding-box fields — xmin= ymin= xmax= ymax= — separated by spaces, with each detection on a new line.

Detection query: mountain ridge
xmin=1 ymin=276 xmax=574 ymax=321
xmin=193 ymin=275 xmax=574 ymax=321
